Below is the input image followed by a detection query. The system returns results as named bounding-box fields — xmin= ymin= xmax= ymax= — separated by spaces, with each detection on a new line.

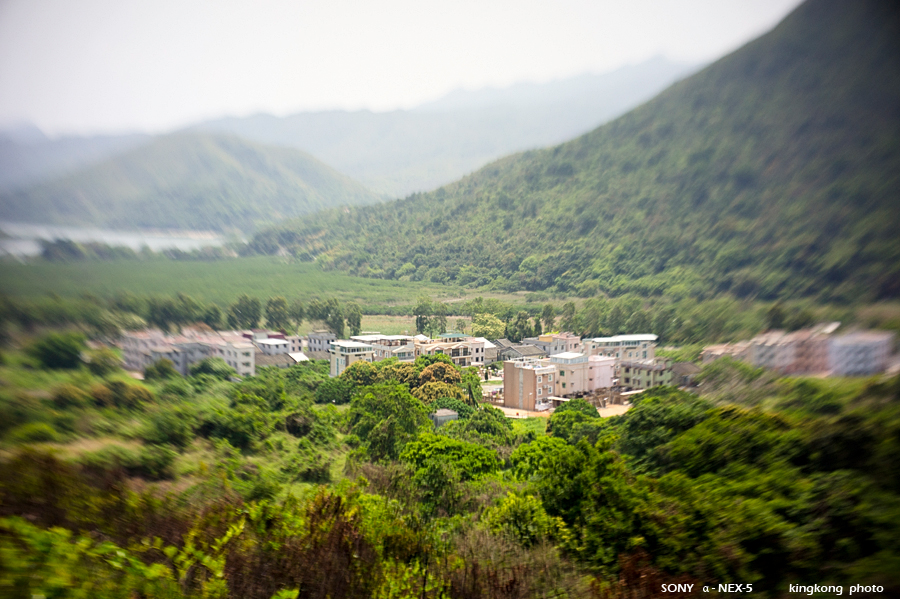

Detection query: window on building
xmin=548 ymin=374 xmax=553 ymax=381
xmin=559 ymin=371 xmax=565 ymax=377
xmin=562 ymin=383 xmax=566 ymax=389
xmin=537 ymin=375 xmax=542 ymax=383
xmin=537 ymin=388 xmax=542 ymax=396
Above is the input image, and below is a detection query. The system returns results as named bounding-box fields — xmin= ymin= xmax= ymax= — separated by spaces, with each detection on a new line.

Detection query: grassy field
xmin=0 ymin=257 xmax=531 ymax=308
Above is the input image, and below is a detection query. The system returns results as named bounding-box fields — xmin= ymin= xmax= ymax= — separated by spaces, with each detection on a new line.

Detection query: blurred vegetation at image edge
xmin=0 ymin=324 xmax=899 ymax=597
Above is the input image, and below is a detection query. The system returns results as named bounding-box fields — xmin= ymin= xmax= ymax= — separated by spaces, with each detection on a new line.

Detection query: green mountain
xmin=253 ymin=0 xmax=900 ymax=303
xmin=0 ymin=132 xmax=382 ymax=232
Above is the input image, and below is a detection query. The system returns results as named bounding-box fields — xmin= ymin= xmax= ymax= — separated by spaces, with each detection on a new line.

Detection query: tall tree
xmin=471 ymin=313 xmax=505 ymax=340
xmin=323 ymin=298 xmax=345 ymax=337
xmin=227 ymin=294 xmax=261 ymax=329
xmin=559 ymin=302 xmax=576 ymax=332
xmin=345 ymin=302 xmax=363 ymax=336
xmin=265 ymin=296 xmax=291 ymax=331
xmin=414 ymin=296 xmax=433 ymax=335
xmin=431 ymin=302 xmax=448 ymax=336
xmin=541 ymin=304 xmax=556 ymax=332
xmin=306 ymin=299 xmax=326 ymax=322
xmin=605 ymin=304 xmax=626 ymax=335
xmin=289 ymin=299 xmax=305 ymax=327
xmin=201 ymin=305 xmax=222 ymax=329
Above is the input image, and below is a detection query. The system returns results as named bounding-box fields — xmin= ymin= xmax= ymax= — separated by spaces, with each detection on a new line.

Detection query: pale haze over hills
xmin=0 ymin=58 xmax=696 ymax=218
xmin=193 ymin=58 xmax=698 ymax=196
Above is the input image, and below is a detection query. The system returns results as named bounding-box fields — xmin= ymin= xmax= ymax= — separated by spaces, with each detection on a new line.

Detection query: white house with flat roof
xmin=587 ymin=334 xmax=657 ymax=361
xmin=351 ymin=334 xmax=416 ymax=362
xmin=329 ymin=340 xmax=375 ymax=377
xmin=549 ymin=352 xmax=616 ymax=395
xmin=829 ymin=331 xmax=894 ymax=375
xmin=255 ymin=338 xmax=290 ymax=355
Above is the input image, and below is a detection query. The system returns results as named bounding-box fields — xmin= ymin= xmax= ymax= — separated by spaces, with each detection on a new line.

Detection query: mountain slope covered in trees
xmin=254 ymin=0 xmax=900 ymax=303
xmin=0 ymin=132 xmax=383 ymax=232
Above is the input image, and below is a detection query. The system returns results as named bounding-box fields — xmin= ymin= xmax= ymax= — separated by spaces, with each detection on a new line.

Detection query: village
xmin=119 ymin=321 xmax=895 ymax=420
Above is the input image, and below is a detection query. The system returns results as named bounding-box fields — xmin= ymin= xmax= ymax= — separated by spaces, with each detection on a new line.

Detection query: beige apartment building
xmin=522 ymin=332 xmax=582 ymax=355
xmin=329 ymin=340 xmax=375 ymax=377
xmin=415 ymin=333 xmax=485 ymax=368
xmin=351 ymin=334 xmax=416 ymax=362
xmin=503 ymin=358 xmax=557 ymax=411
xmin=550 ymin=352 xmax=616 ymax=395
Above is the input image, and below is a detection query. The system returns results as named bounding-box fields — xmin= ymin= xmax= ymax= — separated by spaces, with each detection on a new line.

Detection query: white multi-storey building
xmin=351 ymin=334 xmax=416 ymax=362
xmin=587 ymin=334 xmax=657 ymax=361
xmin=829 ymin=331 xmax=894 ymax=376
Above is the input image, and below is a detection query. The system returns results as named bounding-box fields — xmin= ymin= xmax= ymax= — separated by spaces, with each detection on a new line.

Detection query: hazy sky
xmin=0 ymin=0 xmax=804 ymax=136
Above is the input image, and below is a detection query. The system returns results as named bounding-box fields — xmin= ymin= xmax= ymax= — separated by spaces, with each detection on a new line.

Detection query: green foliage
xmin=615 ymin=387 xmax=713 ymax=473
xmin=227 ymin=294 xmax=261 ymax=329
xmin=315 ymin=377 xmax=354 ymax=405
xmin=6 ymin=421 xmax=60 ymax=444
xmin=28 ymin=331 xmax=86 ymax=369
xmin=348 ymin=383 xmax=431 ymax=461
xmin=141 ymin=408 xmax=196 ymax=449
xmin=417 ymin=361 xmax=461 ymax=386
xmin=264 ymin=296 xmax=291 ymax=331
xmin=547 ymin=409 xmax=595 ymax=443
xmin=86 ymin=347 xmax=121 ymax=377
xmin=0 ymin=517 xmax=183 ymax=599
xmin=413 ymin=352 xmax=455 ymax=371
xmin=52 ymin=383 xmax=91 ymax=409
xmin=249 ymin=0 xmax=900 ymax=304
xmin=345 ymin=301 xmax=363 ymax=336
xmin=470 ymin=312 xmax=506 ymax=339
xmin=412 ymin=381 xmax=465 ymax=404
xmin=198 ymin=393 xmax=279 ymax=450
xmin=484 ymin=492 xmax=567 ymax=547
xmin=554 ymin=398 xmax=598 ymax=419
xmin=144 ymin=357 xmax=179 ymax=380
xmin=431 ymin=397 xmax=475 ymax=419
xmin=341 ymin=360 xmax=377 ymax=387
xmin=80 ymin=443 xmax=176 ymax=480
xmin=401 ymin=432 xmax=501 ymax=481
xmin=458 ymin=405 xmax=513 ymax=442
xmin=189 ymin=357 xmax=235 ymax=380
xmin=509 ymin=435 xmax=569 ymax=480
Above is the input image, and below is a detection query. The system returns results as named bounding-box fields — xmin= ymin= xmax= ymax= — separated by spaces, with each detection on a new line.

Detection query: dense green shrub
xmin=89 ymin=383 xmax=114 ymax=407
xmin=51 ymin=384 xmax=91 ymax=409
xmin=348 ymin=383 xmax=431 ymax=461
xmin=7 ymin=422 xmax=60 ymax=444
xmin=80 ymin=443 xmax=175 ymax=480
xmin=86 ymin=348 xmax=121 ymax=377
xmin=401 ymin=432 xmax=500 ymax=481
xmin=27 ymin=332 xmax=85 ymax=369
xmin=141 ymin=408 xmax=196 ymax=449
xmin=315 ymin=377 xmax=354 ymax=405
xmin=431 ymin=397 xmax=475 ymax=419
xmin=189 ymin=357 xmax=235 ymax=380
xmin=485 ymin=492 xmax=566 ymax=547
xmin=143 ymin=357 xmax=179 ymax=380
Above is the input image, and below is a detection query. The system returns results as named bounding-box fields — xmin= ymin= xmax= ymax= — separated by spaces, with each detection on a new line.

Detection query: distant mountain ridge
xmin=193 ymin=58 xmax=697 ymax=196
xmin=0 ymin=130 xmax=150 ymax=192
xmin=0 ymin=132 xmax=383 ymax=232
xmin=252 ymin=0 xmax=900 ymax=303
